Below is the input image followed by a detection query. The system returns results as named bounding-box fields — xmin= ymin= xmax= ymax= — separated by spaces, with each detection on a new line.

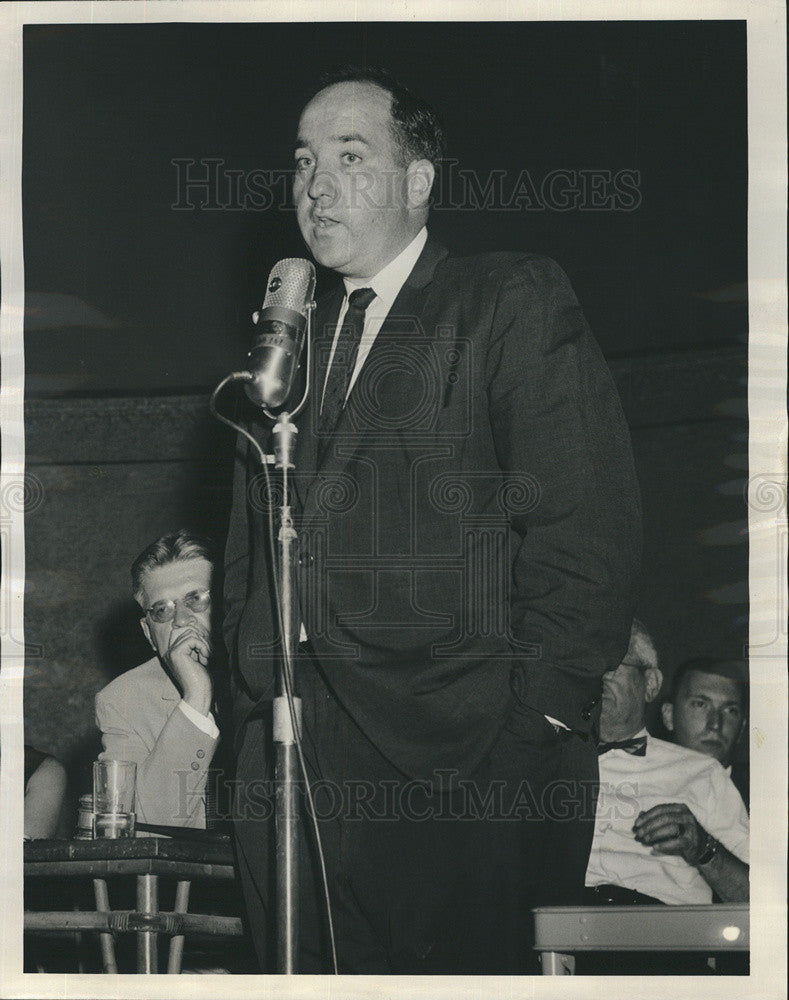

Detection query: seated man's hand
xmin=165 ymin=625 xmax=213 ymax=715
xmin=632 ymin=803 xmax=707 ymax=866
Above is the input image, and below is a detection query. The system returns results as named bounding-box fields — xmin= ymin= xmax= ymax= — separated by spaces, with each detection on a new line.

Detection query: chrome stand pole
xmin=272 ymin=414 xmax=301 ymax=974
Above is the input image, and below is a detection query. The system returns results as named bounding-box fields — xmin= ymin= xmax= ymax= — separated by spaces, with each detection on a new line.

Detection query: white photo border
xmin=1 ymin=2 xmax=786 ymax=998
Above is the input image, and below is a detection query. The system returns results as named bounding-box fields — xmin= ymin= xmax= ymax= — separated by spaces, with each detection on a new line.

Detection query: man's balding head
xmin=599 ymin=619 xmax=662 ymax=742
xmin=294 ymin=69 xmax=442 ymax=280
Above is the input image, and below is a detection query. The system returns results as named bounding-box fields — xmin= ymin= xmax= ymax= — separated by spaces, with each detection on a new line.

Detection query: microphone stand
xmin=269 ymin=410 xmax=303 ymax=975
xmin=209 ymin=301 xmax=315 ymax=974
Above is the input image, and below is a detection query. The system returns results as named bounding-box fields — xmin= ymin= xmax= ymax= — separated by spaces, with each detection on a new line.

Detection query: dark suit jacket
xmin=224 ymin=239 xmax=642 ymax=779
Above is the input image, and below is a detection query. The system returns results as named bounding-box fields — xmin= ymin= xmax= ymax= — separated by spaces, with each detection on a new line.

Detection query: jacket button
xmin=299 ymin=551 xmax=314 ymax=567
xmin=191 ymin=761 xmax=200 ymax=771
xmin=581 ymin=696 xmax=600 ymax=721
xmin=196 ymin=749 xmax=205 ymax=759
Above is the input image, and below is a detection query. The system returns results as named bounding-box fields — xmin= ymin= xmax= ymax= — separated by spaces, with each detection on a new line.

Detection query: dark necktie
xmin=318 ymin=286 xmax=376 ymax=443
xmin=597 ymin=735 xmax=647 ymax=756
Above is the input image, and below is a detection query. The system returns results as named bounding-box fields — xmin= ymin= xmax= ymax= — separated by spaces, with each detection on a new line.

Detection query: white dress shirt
xmin=179 ymin=698 xmax=220 ymax=738
xmin=586 ymin=730 xmax=750 ymax=905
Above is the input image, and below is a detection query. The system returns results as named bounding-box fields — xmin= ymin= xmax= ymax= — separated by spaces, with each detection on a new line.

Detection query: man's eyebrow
xmin=688 ymin=691 xmax=742 ymax=707
xmin=336 ymin=132 xmax=370 ymax=145
xmin=294 ymin=133 xmax=370 ymax=150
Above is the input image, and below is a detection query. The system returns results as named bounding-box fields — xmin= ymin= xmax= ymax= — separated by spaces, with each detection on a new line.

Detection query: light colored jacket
xmin=95 ymin=657 xmax=219 ymax=828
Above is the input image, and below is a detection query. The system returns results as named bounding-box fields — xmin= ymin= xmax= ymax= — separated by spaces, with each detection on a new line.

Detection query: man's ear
xmin=644 ymin=666 xmax=663 ymax=704
xmin=661 ymin=701 xmax=675 ymax=732
xmin=139 ymin=616 xmax=155 ymax=651
xmin=405 ymin=159 xmax=435 ymax=210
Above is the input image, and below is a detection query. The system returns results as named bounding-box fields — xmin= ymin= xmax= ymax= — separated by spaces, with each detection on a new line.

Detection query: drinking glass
xmin=93 ymin=760 xmax=137 ymax=838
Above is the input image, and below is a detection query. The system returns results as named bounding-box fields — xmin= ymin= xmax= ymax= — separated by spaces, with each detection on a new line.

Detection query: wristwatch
xmin=695 ymin=832 xmax=720 ymax=867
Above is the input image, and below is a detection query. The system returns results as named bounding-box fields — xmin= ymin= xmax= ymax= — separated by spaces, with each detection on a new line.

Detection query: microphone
xmin=244 ymin=258 xmax=316 ymax=408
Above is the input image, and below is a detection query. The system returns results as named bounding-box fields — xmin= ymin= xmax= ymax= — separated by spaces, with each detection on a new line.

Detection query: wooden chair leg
xmin=167 ymin=880 xmax=192 ymax=974
xmin=92 ymin=878 xmax=118 ymax=973
xmin=136 ymin=874 xmax=159 ymax=973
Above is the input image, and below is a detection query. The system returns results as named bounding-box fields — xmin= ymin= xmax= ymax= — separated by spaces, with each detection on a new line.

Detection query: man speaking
xmin=224 ymin=68 xmax=642 ymax=973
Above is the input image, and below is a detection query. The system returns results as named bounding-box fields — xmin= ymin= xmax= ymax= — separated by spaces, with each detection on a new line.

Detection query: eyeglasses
xmin=144 ymin=589 xmax=211 ymax=624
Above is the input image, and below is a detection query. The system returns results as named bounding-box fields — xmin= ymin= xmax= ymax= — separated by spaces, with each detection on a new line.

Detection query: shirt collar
xmin=609 ymin=727 xmax=648 ymax=740
xmin=343 ymin=226 xmax=428 ymax=311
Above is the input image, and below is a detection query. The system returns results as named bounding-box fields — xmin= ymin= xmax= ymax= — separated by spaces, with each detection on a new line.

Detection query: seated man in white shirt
xmin=661 ymin=657 xmax=749 ymax=808
xmin=95 ymin=530 xmax=220 ymax=829
xmin=585 ymin=620 xmax=749 ymax=909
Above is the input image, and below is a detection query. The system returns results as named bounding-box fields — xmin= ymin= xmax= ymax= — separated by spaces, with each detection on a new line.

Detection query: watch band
xmin=695 ymin=832 xmax=720 ymax=867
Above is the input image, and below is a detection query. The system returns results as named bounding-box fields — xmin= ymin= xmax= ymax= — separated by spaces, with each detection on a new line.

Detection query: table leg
xmin=136 ymin=874 xmax=159 ymax=973
xmin=167 ymin=880 xmax=191 ymax=974
xmin=540 ymin=951 xmax=575 ymax=975
xmin=92 ymin=878 xmax=118 ymax=974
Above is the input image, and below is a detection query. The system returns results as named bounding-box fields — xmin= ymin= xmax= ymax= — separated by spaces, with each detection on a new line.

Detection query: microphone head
xmin=262 ymin=258 xmax=316 ymax=315
xmin=244 ymin=258 xmax=316 ymax=409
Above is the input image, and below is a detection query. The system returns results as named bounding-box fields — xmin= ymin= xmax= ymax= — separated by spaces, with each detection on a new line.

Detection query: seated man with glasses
xmin=586 ymin=619 xmax=749 ymax=909
xmin=580 ymin=619 xmax=749 ymax=974
xmin=95 ymin=530 xmax=220 ymax=829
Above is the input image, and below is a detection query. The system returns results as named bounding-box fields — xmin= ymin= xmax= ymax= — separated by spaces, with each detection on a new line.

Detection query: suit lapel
xmin=300 ymin=239 xmax=449 ymax=523
xmin=293 ymin=284 xmax=344 ymax=512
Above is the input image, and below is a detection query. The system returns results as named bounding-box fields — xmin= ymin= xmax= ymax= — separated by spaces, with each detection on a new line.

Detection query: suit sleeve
xmin=95 ymin=689 xmax=218 ymax=828
xmin=485 ymin=256 xmax=642 ymax=733
xmin=223 ymin=420 xmax=281 ymax=750
xmin=223 ymin=430 xmax=252 ymax=663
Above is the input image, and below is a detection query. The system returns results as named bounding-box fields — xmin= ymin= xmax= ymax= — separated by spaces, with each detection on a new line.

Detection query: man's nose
xmin=707 ymin=707 xmax=724 ymax=732
xmin=172 ymin=600 xmax=194 ymax=627
xmin=308 ymin=168 xmax=337 ymax=203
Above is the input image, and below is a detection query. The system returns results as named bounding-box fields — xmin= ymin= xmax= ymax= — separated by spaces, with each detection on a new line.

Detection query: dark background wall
xmin=20 ymin=20 xmax=748 ymax=772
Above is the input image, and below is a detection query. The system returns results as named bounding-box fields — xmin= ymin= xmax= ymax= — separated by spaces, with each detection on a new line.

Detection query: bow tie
xmin=597 ymin=736 xmax=647 ymax=757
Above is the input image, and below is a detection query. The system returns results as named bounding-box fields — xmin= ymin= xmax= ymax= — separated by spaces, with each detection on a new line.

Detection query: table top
xmin=24 ymin=835 xmax=236 ymax=878
xmin=532 ymin=903 xmax=749 ymax=951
